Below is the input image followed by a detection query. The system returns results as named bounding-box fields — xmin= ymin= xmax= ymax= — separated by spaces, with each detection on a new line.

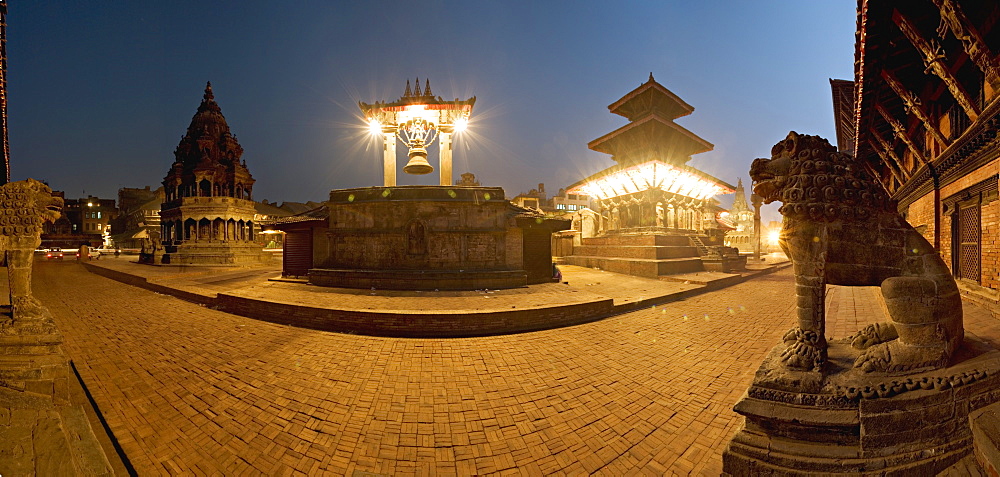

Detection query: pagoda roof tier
xmin=608 ymin=74 xmax=695 ymax=121
xmin=588 ymin=114 xmax=714 ymax=165
xmin=565 ymin=160 xmax=734 ymax=202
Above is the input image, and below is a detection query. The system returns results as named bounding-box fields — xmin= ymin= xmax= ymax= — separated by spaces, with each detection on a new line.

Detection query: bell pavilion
xmin=158 ymin=82 xmax=271 ymax=265
xmin=564 ymin=74 xmax=744 ymax=276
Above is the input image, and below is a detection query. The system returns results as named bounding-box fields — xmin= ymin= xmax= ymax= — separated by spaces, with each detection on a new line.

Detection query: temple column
xmin=383 ymin=130 xmax=397 ymax=187
xmin=439 ymin=131 xmax=453 ymax=186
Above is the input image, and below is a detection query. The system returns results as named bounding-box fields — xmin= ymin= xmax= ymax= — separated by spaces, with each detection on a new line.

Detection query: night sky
xmin=11 ymin=2 xmax=855 ymax=222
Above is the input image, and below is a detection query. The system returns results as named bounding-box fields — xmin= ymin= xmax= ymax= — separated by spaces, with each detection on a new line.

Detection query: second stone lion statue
xmin=750 ymin=132 xmax=963 ymax=374
xmin=0 ymin=179 xmax=63 ymax=321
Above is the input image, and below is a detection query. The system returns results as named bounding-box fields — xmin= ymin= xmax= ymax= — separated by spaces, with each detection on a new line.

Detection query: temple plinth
xmin=562 ymin=74 xmax=744 ymax=276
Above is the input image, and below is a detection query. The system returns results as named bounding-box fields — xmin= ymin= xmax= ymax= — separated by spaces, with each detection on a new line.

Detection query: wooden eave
xmin=587 ymin=115 xmax=713 ymax=164
xmin=607 ymin=80 xmax=694 ymax=121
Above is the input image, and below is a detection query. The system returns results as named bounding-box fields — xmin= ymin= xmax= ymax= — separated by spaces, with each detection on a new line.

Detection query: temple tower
xmin=724 ymin=178 xmax=756 ymax=254
xmin=563 ymin=74 xmax=743 ymax=275
xmin=158 ymin=82 xmax=270 ymax=265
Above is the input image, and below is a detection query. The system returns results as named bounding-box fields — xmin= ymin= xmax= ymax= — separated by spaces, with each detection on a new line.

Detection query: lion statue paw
xmin=780 ymin=328 xmax=825 ymax=371
xmin=854 ymin=340 xmax=948 ymax=373
xmin=851 ymin=322 xmax=899 ymax=350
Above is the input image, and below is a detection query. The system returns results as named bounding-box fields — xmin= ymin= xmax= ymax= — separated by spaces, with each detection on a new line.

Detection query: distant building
xmin=455 ymin=172 xmax=480 ymax=186
xmin=111 ymin=186 xmax=164 ymax=249
xmin=158 ymin=82 xmax=270 ymax=264
xmin=41 ymin=191 xmax=115 ymax=248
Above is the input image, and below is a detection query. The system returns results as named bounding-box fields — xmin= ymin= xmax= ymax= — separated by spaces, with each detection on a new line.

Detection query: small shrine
xmin=563 ymin=74 xmax=744 ymax=276
xmin=158 ymin=82 xmax=271 ymax=265
xmin=289 ymin=80 xmax=569 ymax=290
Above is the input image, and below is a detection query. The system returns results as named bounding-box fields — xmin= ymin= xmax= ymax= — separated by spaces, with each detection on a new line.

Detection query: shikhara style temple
xmin=158 ymin=82 xmax=270 ymax=264
xmin=562 ymin=75 xmax=742 ymax=276
xmin=723 ymin=179 xmax=757 ymax=254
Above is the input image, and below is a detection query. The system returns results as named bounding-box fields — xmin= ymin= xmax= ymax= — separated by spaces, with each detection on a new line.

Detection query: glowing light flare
xmin=367 ymin=119 xmax=381 ymax=135
xmin=572 ymin=161 xmax=729 ymax=201
xmin=454 ymin=117 xmax=469 ymax=133
xmin=397 ymin=104 xmax=439 ymax=124
xmin=767 ymin=230 xmax=781 ymax=245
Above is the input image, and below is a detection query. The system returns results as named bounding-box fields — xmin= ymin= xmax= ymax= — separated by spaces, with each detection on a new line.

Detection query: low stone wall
xmin=309 ymin=268 xmax=527 ymax=291
xmin=213 ymin=294 xmax=615 ymax=338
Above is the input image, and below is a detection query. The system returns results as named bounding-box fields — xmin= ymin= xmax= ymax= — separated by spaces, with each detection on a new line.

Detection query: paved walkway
xmin=30 ymin=259 xmax=1000 ymax=474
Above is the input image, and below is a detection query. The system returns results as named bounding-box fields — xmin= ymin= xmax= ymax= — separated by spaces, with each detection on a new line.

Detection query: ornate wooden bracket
xmin=869 ymin=127 xmax=909 ymax=183
xmin=894 ymin=9 xmax=980 ymax=122
xmin=876 ymin=102 xmax=928 ymax=168
xmin=931 ymin=0 xmax=1000 ymax=91
xmin=881 ymin=69 xmax=951 ymax=149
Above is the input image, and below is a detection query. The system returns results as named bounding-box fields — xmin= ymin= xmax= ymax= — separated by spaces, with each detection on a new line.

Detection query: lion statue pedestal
xmin=722 ymin=133 xmax=1000 ymax=474
xmin=0 ymin=179 xmax=113 ymax=474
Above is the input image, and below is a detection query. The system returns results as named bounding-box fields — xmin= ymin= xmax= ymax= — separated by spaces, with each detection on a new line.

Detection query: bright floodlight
xmin=454 ymin=117 xmax=468 ymax=133
xmin=768 ymin=229 xmax=781 ymax=245
xmin=368 ymin=118 xmax=381 ymax=135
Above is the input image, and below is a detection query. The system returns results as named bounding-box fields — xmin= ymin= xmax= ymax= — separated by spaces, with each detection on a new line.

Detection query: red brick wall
xmin=982 ymin=199 xmax=1000 ymax=289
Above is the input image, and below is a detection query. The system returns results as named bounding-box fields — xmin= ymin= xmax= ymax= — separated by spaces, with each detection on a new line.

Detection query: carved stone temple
xmin=562 ymin=74 xmax=744 ymax=277
xmin=722 ymin=179 xmax=757 ymax=254
xmin=275 ymin=80 xmax=568 ymax=290
xmin=158 ymin=82 xmax=271 ymax=265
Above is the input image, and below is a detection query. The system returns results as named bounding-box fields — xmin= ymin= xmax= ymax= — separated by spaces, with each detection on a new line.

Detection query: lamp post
xmin=751 ymin=192 xmax=762 ymax=261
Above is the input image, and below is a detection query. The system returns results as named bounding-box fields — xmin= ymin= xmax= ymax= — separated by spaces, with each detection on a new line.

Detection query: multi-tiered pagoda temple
xmin=564 ymin=75 xmax=743 ymax=276
xmin=158 ymin=82 xmax=270 ymax=265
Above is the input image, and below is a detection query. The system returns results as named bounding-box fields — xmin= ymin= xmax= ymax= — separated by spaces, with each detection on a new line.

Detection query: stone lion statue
xmin=749 ymin=132 xmax=963 ymax=374
xmin=0 ymin=179 xmax=63 ymax=321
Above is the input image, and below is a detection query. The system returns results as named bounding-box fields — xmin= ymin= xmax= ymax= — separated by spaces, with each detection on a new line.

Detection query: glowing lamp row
xmin=573 ymin=161 xmax=729 ymax=201
xmin=367 ymin=104 xmax=469 ymax=134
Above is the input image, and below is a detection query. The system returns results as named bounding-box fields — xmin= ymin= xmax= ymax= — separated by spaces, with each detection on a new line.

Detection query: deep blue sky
xmin=11 ymin=2 xmax=855 ymax=222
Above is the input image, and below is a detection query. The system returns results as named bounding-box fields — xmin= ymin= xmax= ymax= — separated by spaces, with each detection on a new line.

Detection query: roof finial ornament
xmin=404 ymin=79 xmax=412 ymax=97
xmin=424 ymin=78 xmax=432 ymax=97
xmin=204 ymin=81 xmax=214 ymax=101
xmin=648 ymin=72 xmax=655 ymax=83
xmin=414 ymin=77 xmax=422 ymax=96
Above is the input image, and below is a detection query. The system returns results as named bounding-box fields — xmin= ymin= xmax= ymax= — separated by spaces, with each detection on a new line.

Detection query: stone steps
xmin=561 ymin=256 xmax=704 ymax=278
xmin=571 ymin=244 xmax=699 ymax=260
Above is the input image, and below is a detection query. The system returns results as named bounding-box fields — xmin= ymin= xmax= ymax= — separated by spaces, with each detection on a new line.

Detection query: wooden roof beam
xmin=880 ymin=69 xmax=951 ymax=149
xmin=868 ymin=127 xmax=909 ymax=184
xmin=932 ymin=0 xmax=1000 ymax=91
xmin=894 ymin=9 xmax=980 ymax=122
xmin=876 ymin=102 xmax=928 ymax=169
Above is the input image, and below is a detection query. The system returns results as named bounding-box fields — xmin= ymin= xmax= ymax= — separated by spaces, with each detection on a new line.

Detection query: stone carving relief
xmin=0 ymin=179 xmax=63 ymax=324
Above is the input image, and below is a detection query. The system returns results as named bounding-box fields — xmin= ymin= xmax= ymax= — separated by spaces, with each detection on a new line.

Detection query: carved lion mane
xmin=754 ymin=132 xmax=891 ymax=222
xmin=0 ymin=179 xmax=63 ymax=321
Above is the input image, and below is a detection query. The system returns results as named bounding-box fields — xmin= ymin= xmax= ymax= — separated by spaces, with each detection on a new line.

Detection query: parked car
xmin=46 ymin=247 xmax=64 ymax=260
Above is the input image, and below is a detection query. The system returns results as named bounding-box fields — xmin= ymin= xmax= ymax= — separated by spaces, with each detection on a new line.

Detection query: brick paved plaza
xmin=30 ymin=260 xmax=1000 ymax=475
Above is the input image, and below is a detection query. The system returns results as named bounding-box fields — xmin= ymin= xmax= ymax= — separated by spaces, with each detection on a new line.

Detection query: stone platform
xmin=724 ymin=335 xmax=1000 ymax=475
xmin=82 ymin=254 xmax=790 ymax=337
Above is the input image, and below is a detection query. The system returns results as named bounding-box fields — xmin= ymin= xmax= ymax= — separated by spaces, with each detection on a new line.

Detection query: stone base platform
xmin=161 ymin=242 xmax=272 ymax=265
xmin=309 ymin=268 xmax=527 ymax=291
xmin=723 ymin=336 xmax=1000 ymax=475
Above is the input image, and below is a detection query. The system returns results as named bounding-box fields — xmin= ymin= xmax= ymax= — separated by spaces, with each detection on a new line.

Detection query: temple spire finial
xmin=424 ymin=78 xmax=432 ymax=97
xmin=648 ymin=72 xmax=655 ymax=83
xmin=414 ymin=77 xmax=422 ymax=96
xmin=204 ymin=81 xmax=214 ymax=101
xmin=404 ymin=79 xmax=412 ymax=97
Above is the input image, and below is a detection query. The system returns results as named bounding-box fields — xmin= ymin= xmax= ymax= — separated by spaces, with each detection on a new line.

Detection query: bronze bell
xmin=403 ymin=147 xmax=434 ymax=175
